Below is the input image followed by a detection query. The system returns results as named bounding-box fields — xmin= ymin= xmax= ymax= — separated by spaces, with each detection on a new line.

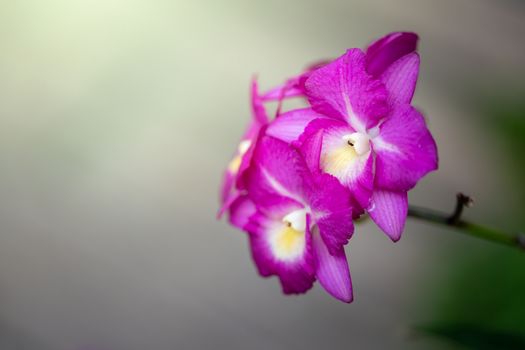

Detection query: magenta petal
xmin=296 ymin=125 xmax=324 ymax=173
xmin=305 ymin=49 xmax=388 ymax=131
xmin=262 ymin=82 xmax=304 ymax=101
xmin=368 ymin=190 xmax=408 ymax=242
xmin=262 ymin=60 xmax=331 ymax=102
xmin=247 ymin=134 xmax=309 ymax=206
xmin=365 ymin=32 xmax=419 ymax=77
xmin=312 ymin=228 xmax=353 ymax=303
xmin=381 ymin=53 xmax=420 ymax=106
xmin=266 ymin=108 xmax=326 ymax=144
xmin=373 ymin=105 xmax=438 ymax=191
xmin=229 ymin=195 xmax=256 ymax=230
xmin=219 ymin=78 xmax=268 ymax=216
xmin=349 ymin=152 xmax=374 ymax=210
xmin=295 ymin=116 xmax=347 ymax=173
xmin=251 ymin=77 xmax=270 ymax=124
xmin=306 ymin=173 xmax=354 ymax=254
xmin=219 ymin=170 xmax=235 ymax=209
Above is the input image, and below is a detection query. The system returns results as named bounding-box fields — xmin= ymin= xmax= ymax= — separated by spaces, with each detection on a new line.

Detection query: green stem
xmin=408 ymin=194 xmax=525 ymax=250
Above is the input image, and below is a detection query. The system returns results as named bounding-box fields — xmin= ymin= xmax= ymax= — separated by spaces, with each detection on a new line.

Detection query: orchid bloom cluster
xmin=219 ymin=32 xmax=438 ymax=303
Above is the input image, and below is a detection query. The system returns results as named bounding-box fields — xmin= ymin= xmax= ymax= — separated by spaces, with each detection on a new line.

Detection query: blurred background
xmin=0 ymin=0 xmax=524 ymax=349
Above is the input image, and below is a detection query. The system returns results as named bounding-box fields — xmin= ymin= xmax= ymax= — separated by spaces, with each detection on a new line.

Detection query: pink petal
xmin=312 ymin=228 xmax=353 ymax=303
xmin=368 ymin=190 xmax=408 ymax=242
xmin=219 ymin=78 xmax=268 ymax=216
xmin=306 ymin=172 xmax=354 ymax=254
xmin=247 ymin=134 xmax=309 ymax=206
xmin=296 ymin=124 xmax=324 ymax=173
xmin=261 ymin=60 xmax=331 ymax=102
xmin=305 ymin=49 xmax=388 ymax=131
xmin=349 ymin=153 xmax=374 ymax=211
xmin=228 ymin=195 xmax=256 ymax=230
xmin=295 ymin=117 xmax=350 ymax=174
xmin=251 ymin=77 xmax=269 ymax=125
xmin=262 ymin=83 xmax=304 ymax=101
xmin=381 ymin=53 xmax=420 ymax=106
xmin=266 ymin=108 xmax=325 ymax=144
xmin=365 ymin=32 xmax=419 ymax=77
xmin=373 ymin=105 xmax=438 ymax=191
xmin=235 ymin=132 xmax=259 ymax=191
xmin=219 ymin=170 xmax=235 ymax=210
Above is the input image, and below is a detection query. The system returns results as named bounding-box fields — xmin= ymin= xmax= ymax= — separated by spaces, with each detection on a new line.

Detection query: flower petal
xmin=251 ymin=77 xmax=270 ymax=125
xmin=305 ymin=49 xmax=388 ymax=131
xmin=266 ymin=108 xmax=326 ymax=144
xmin=381 ymin=52 xmax=420 ymax=106
xmin=247 ymin=134 xmax=309 ymax=207
xmin=306 ymin=172 xmax=354 ymax=254
xmin=368 ymin=190 xmax=408 ymax=242
xmin=262 ymin=82 xmax=304 ymax=101
xmin=365 ymin=32 xmax=419 ymax=77
xmin=262 ymin=60 xmax=331 ymax=102
xmin=228 ymin=195 xmax=257 ymax=230
xmin=297 ymin=117 xmax=350 ymax=172
xmin=246 ymin=211 xmax=315 ymax=294
xmin=218 ymin=170 xmax=236 ymax=215
xmin=373 ymin=105 xmax=438 ymax=191
xmin=219 ymin=78 xmax=268 ymax=214
xmin=297 ymin=126 xmax=323 ymax=173
xmin=312 ymin=227 xmax=353 ymax=303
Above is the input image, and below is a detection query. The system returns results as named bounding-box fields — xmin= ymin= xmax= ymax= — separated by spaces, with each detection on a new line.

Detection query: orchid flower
xmin=219 ymin=32 xmax=439 ymax=303
xmin=217 ymin=33 xmax=525 ymax=305
xmin=244 ymin=134 xmax=354 ymax=302
xmin=219 ymin=78 xmax=268 ymax=228
xmin=267 ymin=34 xmax=438 ymax=241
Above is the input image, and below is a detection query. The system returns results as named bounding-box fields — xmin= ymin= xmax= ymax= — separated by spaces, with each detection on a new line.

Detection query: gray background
xmin=0 ymin=0 xmax=524 ymax=349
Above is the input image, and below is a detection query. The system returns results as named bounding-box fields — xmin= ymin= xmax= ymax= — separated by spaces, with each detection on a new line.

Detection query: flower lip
xmin=343 ymin=132 xmax=370 ymax=156
xmin=282 ymin=208 xmax=309 ymax=232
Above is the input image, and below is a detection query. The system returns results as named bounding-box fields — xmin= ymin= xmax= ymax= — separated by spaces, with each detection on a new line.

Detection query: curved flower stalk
xmin=219 ymin=32 xmax=439 ymax=303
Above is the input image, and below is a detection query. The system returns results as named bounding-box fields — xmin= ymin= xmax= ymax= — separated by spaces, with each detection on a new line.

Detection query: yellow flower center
xmin=227 ymin=140 xmax=252 ymax=174
xmin=321 ymin=132 xmax=370 ymax=178
xmin=275 ymin=224 xmax=304 ymax=257
xmin=270 ymin=208 xmax=308 ymax=261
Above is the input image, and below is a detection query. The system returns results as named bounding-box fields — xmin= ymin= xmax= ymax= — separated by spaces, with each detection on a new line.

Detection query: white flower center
xmin=320 ymin=132 xmax=371 ymax=180
xmin=343 ymin=132 xmax=370 ymax=156
xmin=282 ymin=208 xmax=308 ymax=232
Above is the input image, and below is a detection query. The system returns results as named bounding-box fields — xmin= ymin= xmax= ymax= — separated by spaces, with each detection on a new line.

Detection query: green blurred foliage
xmin=416 ymin=323 xmax=525 ymax=350
xmin=480 ymin=92 xmax=525 ymax=188
xmin=418 ymin=92 xmax=525 ymax=349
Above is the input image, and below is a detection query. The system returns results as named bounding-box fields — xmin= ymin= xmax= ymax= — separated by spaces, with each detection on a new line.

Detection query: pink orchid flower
xmin=244 ymin=134 xmax=354 ymax=302
xmin=267 ymin=34 xmax=438 ymax=241
xmin=219 ymin=32 xmax=438 ymax=303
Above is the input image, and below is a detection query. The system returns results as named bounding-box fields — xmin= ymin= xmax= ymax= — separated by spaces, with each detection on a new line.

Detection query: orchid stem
xmin=407 ymin=193 xmax=525 ymax=250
